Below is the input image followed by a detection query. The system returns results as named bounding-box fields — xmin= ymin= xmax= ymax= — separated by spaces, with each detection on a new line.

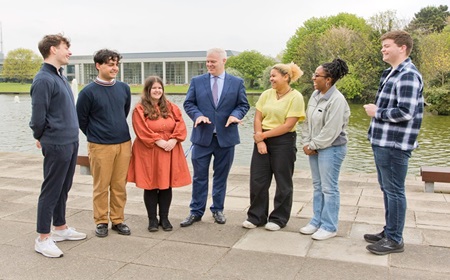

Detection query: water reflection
xmin=1 ymin=93 xmax=448 ymax=175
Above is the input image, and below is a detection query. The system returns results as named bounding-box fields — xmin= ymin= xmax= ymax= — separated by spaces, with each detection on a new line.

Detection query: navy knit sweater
xmin=76 ymin=79 xmax=131 ymax=144
xmin=29 ymin=63 xmax=79 ymax=145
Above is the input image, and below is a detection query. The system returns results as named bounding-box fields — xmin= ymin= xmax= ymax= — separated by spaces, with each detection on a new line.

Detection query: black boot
xmin=160 ymin=216 xmax=173 ymax=231
xmin=148 ymin=217 xmax=159 ymax=232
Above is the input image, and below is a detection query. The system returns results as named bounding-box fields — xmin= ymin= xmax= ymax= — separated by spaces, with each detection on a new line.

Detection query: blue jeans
xmin=309 ymin=145 xmax=346 ymax=232
xmin=372 ymin=145 xmax=411 ymax=244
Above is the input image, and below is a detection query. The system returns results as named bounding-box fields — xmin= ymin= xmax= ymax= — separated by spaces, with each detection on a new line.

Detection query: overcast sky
xmin=0 ymin=0 xmax=447 ymax=58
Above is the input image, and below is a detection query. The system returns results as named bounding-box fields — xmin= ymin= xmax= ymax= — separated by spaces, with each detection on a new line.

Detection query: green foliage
xmin=407 ymin=5 xmax=450 ymax=34
xmin=225 ymin=67 xmax=244 ymax=80
xmin=284 ymin=14 xmax=381 ymax=101
xmin=259 ymin=66 xmax=272 ymax=90
xmin=367 ymin=10 xmax=407 ymax=34
xmin=226 ymin=50 xmax=276 ymax=89
xmin=424 ymin=85 xmax=450 ymax=115
xmin=417 ymin=31 xmax=450 ymax=87
xmin=336 ymin=74 xmax=364 ymax=100
xmin=2 ymin=48 xmax=42 ymax=83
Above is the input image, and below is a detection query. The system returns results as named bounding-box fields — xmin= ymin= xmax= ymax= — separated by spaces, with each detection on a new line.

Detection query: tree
xmin=283 ymin=13 xmax=381 ymax=101
xmin=226 ymin=50 xmax=276 ymax=89
xmin=418 ymin=31 xmax=450 ymax=86
xmin=368 ymin=10 xmax=408 ymax=34
xmin=407 ymin=5 xmax=450 ymax=34
xmin=1 ymin=48 xmax=42 ymax=83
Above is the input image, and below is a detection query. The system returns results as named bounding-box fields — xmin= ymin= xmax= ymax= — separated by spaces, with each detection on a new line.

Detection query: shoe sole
xmin=112 ymin=229 xmax=131 ymax=235
xmin=364 ymin=238 xmax=382 ymax=244
xmin=180 ymin=219 xmax=201 ymax=227
xmin=95 ymin=232 xmax=108 ymax=238
xmin=299 ymin=229 xmax=318 ymax=235
xmin=148 ymin=228 xmax=159 ymax=232
xmin=311 ymin=233 xmax=337 ymax=240
xmin=52 ymin=236 xmax=87 ymax=242
xmin=366 ymin=247 xmax=404 ymax=255
xmin=242 ymin=223 xmax=256 ymax=229
xmin=35 ymin=249 xmax=63 ymax=258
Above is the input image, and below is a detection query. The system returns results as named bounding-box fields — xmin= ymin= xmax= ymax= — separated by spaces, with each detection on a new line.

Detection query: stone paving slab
xmin=1 ymin=151 xmax=450 ymax=279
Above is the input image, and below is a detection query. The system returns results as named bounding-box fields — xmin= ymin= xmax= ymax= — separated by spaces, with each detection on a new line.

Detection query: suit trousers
xmin=37 ymin=142 xmax=78 ymax=234
xmin=247 ymin=132 xmax=297 ymax=228
xmin=88 ymin=141 xmax=131 ymax=225
xmin=189 ymin=136 xmax=235 ymax=216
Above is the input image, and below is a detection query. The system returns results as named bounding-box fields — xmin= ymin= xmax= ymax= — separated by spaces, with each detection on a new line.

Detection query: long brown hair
xmin=141 ymin=76 xmax=170 ymax=120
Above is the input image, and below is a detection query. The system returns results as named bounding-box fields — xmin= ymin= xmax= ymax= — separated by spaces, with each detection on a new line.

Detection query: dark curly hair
xmin=321 ymin=58 xmax=349 ymax=86
xmin=141 ymin=76 xmax=170 ymax=120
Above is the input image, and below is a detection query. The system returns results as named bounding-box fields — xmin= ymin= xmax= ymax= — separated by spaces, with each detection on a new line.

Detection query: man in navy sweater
xmin=30 ymin=34 xmax=86 ymax=258
xmin=76 ymin=49 xmax=132 ymax=238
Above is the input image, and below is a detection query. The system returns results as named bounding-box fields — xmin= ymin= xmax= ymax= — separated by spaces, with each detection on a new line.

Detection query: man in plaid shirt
xmin=363 ymin=30 xmax=424 ymax=255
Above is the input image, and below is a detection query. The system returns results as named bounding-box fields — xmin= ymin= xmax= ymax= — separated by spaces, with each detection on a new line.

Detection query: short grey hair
xmin=207 ymin=48 xmax=227 ymax=59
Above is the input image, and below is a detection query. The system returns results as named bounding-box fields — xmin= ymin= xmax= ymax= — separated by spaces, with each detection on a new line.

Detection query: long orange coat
xmin=127 ymin=101 xmax=191 ymax=189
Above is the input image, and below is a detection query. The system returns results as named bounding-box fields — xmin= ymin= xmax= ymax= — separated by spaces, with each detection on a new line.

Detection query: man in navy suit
xmin=182 ymin=48 xmax=249 ymax=226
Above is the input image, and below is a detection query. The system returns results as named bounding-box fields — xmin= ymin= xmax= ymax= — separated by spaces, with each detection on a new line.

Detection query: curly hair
xmin=272 ymin=62 xmax=304 ymax=84
xmin=140 ymin=76 xmax=170 ymax=120
xmin=321 ymin=58 xmax=349 ymax=86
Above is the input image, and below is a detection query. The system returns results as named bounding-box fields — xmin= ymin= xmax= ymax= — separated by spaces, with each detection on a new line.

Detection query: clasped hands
xmin=194 ymin=115 xmax=242 ymax=127
xmin=156 ymin=139 xmax=177 ymax=152
xmin=303 ymin=145 xmax=318 ymax=156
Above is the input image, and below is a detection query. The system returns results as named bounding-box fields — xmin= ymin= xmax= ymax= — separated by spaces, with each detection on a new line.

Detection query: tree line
xmin=1 ymin=5 xmax=449 ymax=114
xmin=226 ymin=5 xmax=450 ymax=115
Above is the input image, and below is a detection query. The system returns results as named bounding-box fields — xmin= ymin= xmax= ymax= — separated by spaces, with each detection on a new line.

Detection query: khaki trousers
xmin=88 ymin=141 xmax=131 ymax=225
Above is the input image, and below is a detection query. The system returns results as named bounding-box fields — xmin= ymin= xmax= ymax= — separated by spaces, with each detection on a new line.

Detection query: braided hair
xmin=321 ymin=58 xmax=349 ymax=86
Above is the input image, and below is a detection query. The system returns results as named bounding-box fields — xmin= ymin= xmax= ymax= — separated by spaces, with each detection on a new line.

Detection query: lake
xmin=1 ymin=93 xmax=449 ymax=176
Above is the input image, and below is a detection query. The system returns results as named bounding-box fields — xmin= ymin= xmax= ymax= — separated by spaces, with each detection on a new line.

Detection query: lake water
xmin=1 ymin=93 xmax=449 ymax=176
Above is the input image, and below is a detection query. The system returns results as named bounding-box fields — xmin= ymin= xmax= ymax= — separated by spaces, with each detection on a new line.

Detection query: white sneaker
xmin=265 ymin=222 xmax=281 ymax=231
xmin=299 ymin=224 xmax=318 ymax=235
xmin=311 ymin=228 xmax=336 ymax=240
xmin=52 ymin=227 xmax=87 ymax=242
xmin=242 ymin=220 xmax=257 ymax=229
xmin=35 ymin=237 xmax=63 ymax=258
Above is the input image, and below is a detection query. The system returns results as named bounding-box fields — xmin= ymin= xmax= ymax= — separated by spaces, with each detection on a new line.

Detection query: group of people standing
xmin=29 ymin=29 xmax=423 ymax=259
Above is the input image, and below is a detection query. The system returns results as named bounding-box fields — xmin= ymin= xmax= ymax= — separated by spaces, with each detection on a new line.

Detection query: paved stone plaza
xmin=0 ymin=152 xmax=449 ymax=279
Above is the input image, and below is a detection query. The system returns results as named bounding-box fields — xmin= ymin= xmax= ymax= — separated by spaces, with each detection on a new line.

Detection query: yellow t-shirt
xmin=255 ymin=88 xmax=306 ymax=132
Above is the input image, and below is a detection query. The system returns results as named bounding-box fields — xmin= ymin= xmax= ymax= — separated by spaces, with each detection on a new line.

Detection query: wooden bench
xmin=76 ymin=155 xmax=91 ymax=175
xmin=420 ymin=166 xmax=450 ymax=193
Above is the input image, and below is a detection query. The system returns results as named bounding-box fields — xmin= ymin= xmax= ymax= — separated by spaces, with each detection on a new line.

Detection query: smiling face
xmin=381 ymin=39 xmax=407 ymax=67
xmin=269 ymin=68 xmax=289 ymax=90
xmin=96 ymin=58 xmax=119 ymax=81
xmin=312 ymin=66 xmax=331 ymax=93
xmin=149 ymin=82 xmax=164 ymax=101
xmin=206 ymin=51 xmax=226 ymax=76
xmin=53 ymin=42 xmax=72 ymax=66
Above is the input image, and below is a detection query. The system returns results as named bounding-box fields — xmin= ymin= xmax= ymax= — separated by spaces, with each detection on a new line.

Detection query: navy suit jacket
xmin=184 ymin=73 xmax=249 ymax=148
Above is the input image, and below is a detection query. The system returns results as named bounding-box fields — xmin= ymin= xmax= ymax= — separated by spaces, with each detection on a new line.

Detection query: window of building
xmin=188 ymin=61 xmax=206 ymax=81
xmin=144 ymin=62 xmax=163 ymax=79
xmin=83 ymin=64 xmax=97 ymax=83
xmin=166 ymin=62 xmax=185 ymax=85
xmin=123 ymin=62 xmax=141 ymax=85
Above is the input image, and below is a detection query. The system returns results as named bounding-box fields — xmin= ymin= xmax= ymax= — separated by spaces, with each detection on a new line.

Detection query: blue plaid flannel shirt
xmin=367 ymin=58 xmax=424 ymax=151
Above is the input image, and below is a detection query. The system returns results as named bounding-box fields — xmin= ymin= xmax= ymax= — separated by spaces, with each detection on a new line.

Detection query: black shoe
xmin=95 ymin=223 xmax=108 ymax=238
xmin=364 ymin=230 xmax=385 ymax=243
xmin=160 ymin=217 xmax=173 ymax=231
xmin=366 ymin=237 xmax=404 ymax=255
xmin=212 ymin=211 xmax=226 ymax=224
xmin=148 ymin=218 xmax=159 ymax=232
xmin=112 ymin=223 xmax=131 ymax=235
xmin=180 ymin=214 xmax=201 ymax=227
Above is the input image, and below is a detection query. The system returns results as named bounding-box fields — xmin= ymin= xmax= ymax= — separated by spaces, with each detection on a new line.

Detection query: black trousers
xmin=37 ymin=142 xmax=78 ymax=234
xmin=247 ymin=132 xmax=297 ymax=227
xmin=144 ymin=188 xmax=172 ymax=218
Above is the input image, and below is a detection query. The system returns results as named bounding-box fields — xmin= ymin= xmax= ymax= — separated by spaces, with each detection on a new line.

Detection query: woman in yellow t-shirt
xmin=243 ymin=62 xmax=305 ymax=231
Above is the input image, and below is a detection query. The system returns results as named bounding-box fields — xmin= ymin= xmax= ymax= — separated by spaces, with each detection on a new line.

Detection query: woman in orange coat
xmin=127 ymin=76 xmax=191 ymax=232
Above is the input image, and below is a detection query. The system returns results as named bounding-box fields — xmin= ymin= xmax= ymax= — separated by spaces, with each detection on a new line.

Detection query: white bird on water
xmin=14 ymin=95 xmax=20 ymax=103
